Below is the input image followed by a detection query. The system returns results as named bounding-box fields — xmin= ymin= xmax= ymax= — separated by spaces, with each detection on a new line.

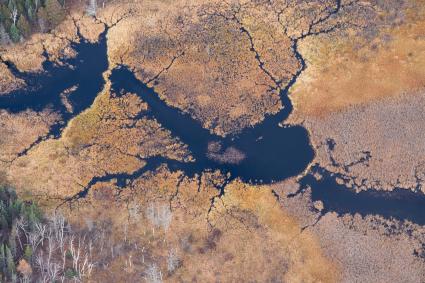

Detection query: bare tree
xmin=86 ymin=0 xmax=97 ymax=16
xmin=28 ymin=223 xmax=47 ymax=252
xmin=85 ymin=218 xmax=94 ymax=232
xmin=3 ymin=202 xmax=100 ymax=282
xmin=167 ymin=249 xmax=179 ymax=274
xmin=145 ymin=264 xmax=162 ymax=283
xmin=146 ymin=203 xmax=173 ymax=233
xmin=123 ymin=222 xmax=128 ymax=243
xmin=124 ymin=255 xmax=133 ymax=271
xmin=46 ymin=227 xmax=57 ymax=272
xmin=0 ymin=24 xmax=11 ymax=45
xmin=128 ymin=202 xmax=142 ymax=221
xmin=47 ymin=262 xmax=60 ymax=282
xmin=68 ymin=235 xmax=94 ymax=280
xmin=50 ymin=213 xmax=66 ymax=252
xmin=11 ymin=7 xmax=18 ymax=26
xmin=38 ymin=17 xmax=46 ymax=33
xmin=36 ymin=251 xmax=60 ymax=283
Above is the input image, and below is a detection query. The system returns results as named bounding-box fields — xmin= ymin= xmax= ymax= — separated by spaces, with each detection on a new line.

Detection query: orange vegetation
xmin=290 ymin=4 xmax=425 ymax=119
xmin=60 ymin=172 xmax=340 ymax=282
xmin=0 ymin=63 xmax=25 ymax=94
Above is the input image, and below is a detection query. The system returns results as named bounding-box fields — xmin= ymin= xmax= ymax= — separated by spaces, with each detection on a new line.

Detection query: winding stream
xmin=109 ymin=66 xmax=313 ymax=183
xmin=1 ymin=28 xmax=424 ymax=226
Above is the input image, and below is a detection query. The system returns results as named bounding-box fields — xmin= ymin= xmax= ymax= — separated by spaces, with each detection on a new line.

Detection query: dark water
xmin=1 ymin=30 xmax=425 ymax=226
xmin=299 ymin=166 xmax=425 ymax=225
xmin=109 ymin=67 xmax=313 ymax=183
xmin=0 ymin=28 xmax=109 ymax=139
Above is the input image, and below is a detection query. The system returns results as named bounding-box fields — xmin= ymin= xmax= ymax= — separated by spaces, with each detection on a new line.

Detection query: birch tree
xmin=145 ymin=264 xmax=162 ymax=283
xmin=146 ymin=203 xmax=173 ymax=233
xmin=11 ymin=7 xmax=18 ymax=26
xmin=0 ymin=24 xmax=11 ymax=45
xmin=86 ymin=0 xmax=97 ymax=17
xmin=167 ymin=249 xmax=179 ymax=274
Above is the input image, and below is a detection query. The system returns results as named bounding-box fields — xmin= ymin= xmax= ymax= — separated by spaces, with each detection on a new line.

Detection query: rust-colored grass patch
xmin=290 ymin=12 xmax=425 ymax=120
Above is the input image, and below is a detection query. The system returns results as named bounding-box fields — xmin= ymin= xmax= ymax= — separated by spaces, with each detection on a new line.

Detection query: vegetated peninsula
xmin=0 ymin=0 xmax=424 ymax=282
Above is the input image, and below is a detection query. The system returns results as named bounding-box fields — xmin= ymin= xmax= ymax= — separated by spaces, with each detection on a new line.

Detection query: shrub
xmin=64 ymin=267 xmax=78 ymax=279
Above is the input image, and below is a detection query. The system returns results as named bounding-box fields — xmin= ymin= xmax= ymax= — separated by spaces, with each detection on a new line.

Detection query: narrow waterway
xmin=109 ymin=66 xmax=314 ymax=183
xmin=1 ymin=30 xmax=424 ymax=226
xmin=0 ymin=28 xmax=108 ymax=139
xmin=300 ymin=166 xmax=425 ymax=225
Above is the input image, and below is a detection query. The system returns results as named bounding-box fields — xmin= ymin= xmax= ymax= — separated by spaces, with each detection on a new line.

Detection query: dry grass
xmin=7 ymin=82 xmax=188 ymax=197
xmin=55 ymin=170 xmax=340 ymax=282
xmin=0 ymin=1 xmax=423 ymax=281
xmin=0 ymin=15 xmax=80 ymax=72
xmin=273 ymin=179 xmax=425 ymax=283
xmin=285 ymin=1 xmax=425 ymax=191
xmin=301 ymin=91 xmax=425 ymax=192
xmin=204 ymin=181 xmax=340 ymax=283
xmin=290 ymin=1 xmax=425 ymax=120
xmin=0 ymin=109 xmax=60 ymax=162
xmin=0 ymin=63 xmax=25 ymax=94
xmin=104 ymin=0 xmax=314 ymax=135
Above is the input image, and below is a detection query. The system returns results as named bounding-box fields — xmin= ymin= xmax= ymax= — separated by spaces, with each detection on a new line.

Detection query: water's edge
xmin=0 ymin=29 xmax=424 ymax=227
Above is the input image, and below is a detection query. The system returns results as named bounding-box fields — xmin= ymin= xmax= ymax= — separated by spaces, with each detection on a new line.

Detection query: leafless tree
xmin=97 ymin=229 xmax=106 ymax=254
xmin=167 ymin=249 xmax=179 ymax=274
xmin=38 ymin=17 xmax=46 ymax=33
xmin=128 ymin=202 xmax=142 ymax=221
xmin=36 ymin=251 xmax=60 ymax=283
xmin=45 ymin=227 xmax=58 ymax=271
xmin=0 ymin=24 xmax=11 ymax=45
xmin=123 ymin=222 xmax=128 ymax=243
xmin=28 ymin=223 xmax=47 ymax=252
xmin=6 ymin=208 xmax=100 ymax=282
xmin=47 ymin=262 xmax=60 ymax=282
xmin=50 ymin=213 xmax=66 ymax=252
xmin=20 ymin=274 xmax=31 ymax=283
xmin=145 ymin=264 xmax=162 ymax=283
xmin=68 ymin=235 xmax=94 ymax=280
xmin=86 ymin=0 xmax=97 ymax=16
xmin=85 ymin=218 xmax=94 ymax=231
xmin=11 ymin=7 xmax=18 ymax=26
xmin=125 ymin=255 xmax=133 ymax=271
xmin=146 ymin=203 xmax=173 ymax=233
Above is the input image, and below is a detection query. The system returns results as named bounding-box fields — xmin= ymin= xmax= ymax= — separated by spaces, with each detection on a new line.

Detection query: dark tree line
xmin=0 ymin=186 xmax=42 ymax=281
xmin=0 ymin=186 xmax=95 ymax=282
xmin=0 ymin=0 xmax=65 ymax=44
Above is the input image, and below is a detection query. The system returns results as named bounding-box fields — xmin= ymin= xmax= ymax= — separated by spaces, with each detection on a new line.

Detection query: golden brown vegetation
xmin=0 ymin=15 xmax=80 ymax=72
xmin=207 ymin=181 xmax=339 ymax=282
xmin=106 ymin=0 xmax=284 ymax=135
xmin=302 ymin=91 xmax=425 ymax=192
xmin=55 ymin=170 xmax=340 ymax=282
xmin=284 ymin=0 xmax=425 ymax=192
xmin=1 ymin=1 xmax=424 ymax=282
xmin=103 ymin=0 xmax=415 ymax=135
xmin=290 ymin=0 xmax=425 ymax=119
xmin=5 ymin=82 xmax=189 ymax=197
xmin=0 ymin=63 xmax=25 ymax=94
xmin=0 ymin=109 xmax=60 ymax=163
xmin=273 ymin=179 xmax=425 ymax=283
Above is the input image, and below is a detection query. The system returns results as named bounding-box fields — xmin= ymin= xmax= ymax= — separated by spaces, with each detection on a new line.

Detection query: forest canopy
xmin=0 ymin=0 xmax=65 ymax=44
